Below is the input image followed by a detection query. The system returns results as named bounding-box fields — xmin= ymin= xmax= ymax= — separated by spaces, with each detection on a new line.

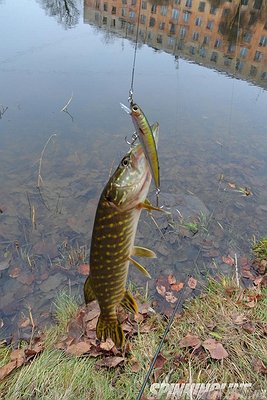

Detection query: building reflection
xmin=84 ymin=0 xmax=267 ymax=88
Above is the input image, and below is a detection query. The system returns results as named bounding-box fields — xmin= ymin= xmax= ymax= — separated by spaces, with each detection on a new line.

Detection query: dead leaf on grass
xmin=66 ymin=341 xmax=91 ymax=356
xmin=252 ymin=358 xmax=267 ymax=375
xmin=99 ymin=338 xmax=115 ymax=351
xmin=202 ymin=338 xmax=228 ymax=360
xmin=232 ymin=314 xmax=248 ymax=325
xmin=0 ymin=361 xmax=17 ymax=380
xmin=242 ymin=321 xmax=256 ymax=334
xmin=179 ymin=333 xmax=201 ymax=348
xmin=96 ymin=356 xmax=124 ymax=368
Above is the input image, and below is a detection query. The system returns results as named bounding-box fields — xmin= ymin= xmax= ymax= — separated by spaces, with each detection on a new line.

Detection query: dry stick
xmin=234 ymin=253 xmax=239 ymax=287
xmin=37 ymin=134 xmax=57 ymax=188
xmin=60 ymin=92 xmax=73 ymax=112
xmin=28 ymin=306 xmax=35 ymax=348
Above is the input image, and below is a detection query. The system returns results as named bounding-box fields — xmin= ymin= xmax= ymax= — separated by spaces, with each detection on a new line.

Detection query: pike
xmin=120 ymin=102 xmax=160 ymax=194
xmin=84 ymin=123 xmax=162 ymax=347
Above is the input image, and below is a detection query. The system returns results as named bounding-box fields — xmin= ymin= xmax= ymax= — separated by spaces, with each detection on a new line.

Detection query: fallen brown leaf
xmin=99 ymin=338 xmax=115 ymax=351
xmin=222 ymin=255 xmax=234 ymax=266
xmin=9 ymin=266 xmax=21 ymax=278
xmin=232 ymin=314 xmax=248 ymax=325
xmin=156 ymin=285 xmax=166 ymax=297
xmin=179 ymin=333 xmax=201 ymax=348
xmin=77 ymin=263 xmax=90 ymax=275
xmin=131 ymin=361 xmax=141 ymax=373
xmin=66 ymin=341 xmax=91 ymax=356
xmin=188 ymin=277 xmax=197 ymax=289
xmin=154 ymin=353 xmax=167 ymax=369
xmin=202 ymin=338 xmax=228 ymax=360
xmin=0 ymin=360 xmax=17 ymax=380
xmin=242 ymin=321 xmax=256 ymax=334
xmin=96 ymin=356 xmax=124 ymax=368
xmin=171 ymin=282 xmax=184 ymax=292
xmin=167 ymin=274 xmax=176 ymax=285
xmin=252 ymin=358 xmax=267 ymax=375
xmin=165 ymin=292 xmax=177 ymax=303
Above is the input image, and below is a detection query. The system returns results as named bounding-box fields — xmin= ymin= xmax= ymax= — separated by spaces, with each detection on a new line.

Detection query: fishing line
xmin=128 ymin=0 xmax=142 ymax=103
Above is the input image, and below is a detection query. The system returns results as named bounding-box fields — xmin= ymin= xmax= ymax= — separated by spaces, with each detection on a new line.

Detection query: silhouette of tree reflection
xmin=37 ymin=0 xmax=80 ymax=28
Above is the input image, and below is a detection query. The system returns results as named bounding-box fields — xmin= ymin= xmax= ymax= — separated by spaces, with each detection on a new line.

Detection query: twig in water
xmin=60 ymin=93 xmax=74 ymax=121
xmin=37 ymin=134 xmax=57 ymax=188
xmin=234 ymin=253 xmax=239 ymax=287
xmin=0 ymin=105 xmax=8 ymax=119
xmin=28 ymin=306 xmax=35 ymax=348
xmin=60 ymin=92 xmax=73 ymax=112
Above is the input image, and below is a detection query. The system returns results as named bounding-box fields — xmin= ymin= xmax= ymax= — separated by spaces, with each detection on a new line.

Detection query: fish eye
xmin=121 ymin=156 xmax=130 ymax=167
xmin=132 ymin=105 xmax=139 ymax=112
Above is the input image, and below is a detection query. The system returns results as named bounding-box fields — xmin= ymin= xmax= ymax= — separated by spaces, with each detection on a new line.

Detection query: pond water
xmin=0 ymin=0 xmax=267 ymax=340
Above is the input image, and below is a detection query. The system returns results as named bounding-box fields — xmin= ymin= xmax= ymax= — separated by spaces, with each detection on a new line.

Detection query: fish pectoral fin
xmin=132 ymin=245 xmax=157 ymax=259
xmin=83 ymin=275 xmax=96 ymax=304
xmin=139 ymin=199 xmax=170 ymax=214
xmin=96 ymin=315 xmax=124 ymax=348
xmin=120 ymin=290 xmax=138 ymax=314
xmin=128 ymin=256 xmax=151 ymax=279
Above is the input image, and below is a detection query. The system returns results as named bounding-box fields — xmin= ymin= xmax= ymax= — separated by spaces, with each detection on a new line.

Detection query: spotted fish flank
xmin=84 ymin=123 xmax=161 ymax=347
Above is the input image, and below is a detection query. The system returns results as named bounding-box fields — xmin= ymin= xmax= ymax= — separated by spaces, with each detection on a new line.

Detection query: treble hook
xmin=124 ymin=132 xmax=138 ymax=147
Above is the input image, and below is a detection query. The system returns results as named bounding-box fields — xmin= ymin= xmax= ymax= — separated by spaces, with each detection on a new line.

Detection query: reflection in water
xmin=84 ymin=0 xmax=267 ymax=88
xmin=37 ymin=0 xmax=81 ymax=28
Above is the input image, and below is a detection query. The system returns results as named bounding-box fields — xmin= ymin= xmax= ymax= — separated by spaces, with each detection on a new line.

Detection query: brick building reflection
xmin=84 ymin=0 xmax=267 ymax=88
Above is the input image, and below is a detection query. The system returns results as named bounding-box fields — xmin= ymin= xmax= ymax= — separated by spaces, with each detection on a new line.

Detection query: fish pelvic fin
xmin=83 ymin=275 xmax=96 ymax=304
xmin=139 ymin=199 xmax=170 ymax=214
xmin=129 ymin=256 xmax=151 ymax=278
xmin=96 ymin=315 xmax=125 ymax=348
xmin=132 ymin=245 xmax=157 ymax=258
xmin=120 ymin=290 xmax=138 ymax=314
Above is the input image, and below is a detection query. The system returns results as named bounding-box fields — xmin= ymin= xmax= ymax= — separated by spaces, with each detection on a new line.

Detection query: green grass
xmin=0 ymin=277 xmax=266 ymax=399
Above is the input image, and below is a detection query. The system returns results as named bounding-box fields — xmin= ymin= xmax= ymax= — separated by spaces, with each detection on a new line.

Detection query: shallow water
xmin=0 ymin=0 xmax=267 ymax=340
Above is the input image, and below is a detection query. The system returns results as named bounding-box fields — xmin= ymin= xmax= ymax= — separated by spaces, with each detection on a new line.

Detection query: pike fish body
xmin=84 ymin=124 xmax=160 ymax=347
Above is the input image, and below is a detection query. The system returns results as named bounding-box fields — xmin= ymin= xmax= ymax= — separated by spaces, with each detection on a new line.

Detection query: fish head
xmin=104 ymin=143 xmax=151 ymax=210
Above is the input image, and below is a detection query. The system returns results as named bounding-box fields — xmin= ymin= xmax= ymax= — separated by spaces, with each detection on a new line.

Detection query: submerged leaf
xmin=188 ymin=277 xmax=197 ymax=289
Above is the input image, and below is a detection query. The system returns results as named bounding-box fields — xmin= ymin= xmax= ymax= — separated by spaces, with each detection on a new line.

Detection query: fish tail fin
xmin=120 ymin=290 xmax=138 ymax=314
xmin=83 ymin=275 xmax=96 ymax=304
xmin=96 ymin=315 xmax=125 ymax=348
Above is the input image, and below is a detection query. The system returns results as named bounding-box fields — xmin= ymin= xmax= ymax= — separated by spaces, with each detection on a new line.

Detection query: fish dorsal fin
xmin=120 ymin=290 xmax=138 ymax=314
xmin=128 ymin=256 xmax=151 ymax=278
xmin=132 ymin=245 xmax=156 ymax=258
